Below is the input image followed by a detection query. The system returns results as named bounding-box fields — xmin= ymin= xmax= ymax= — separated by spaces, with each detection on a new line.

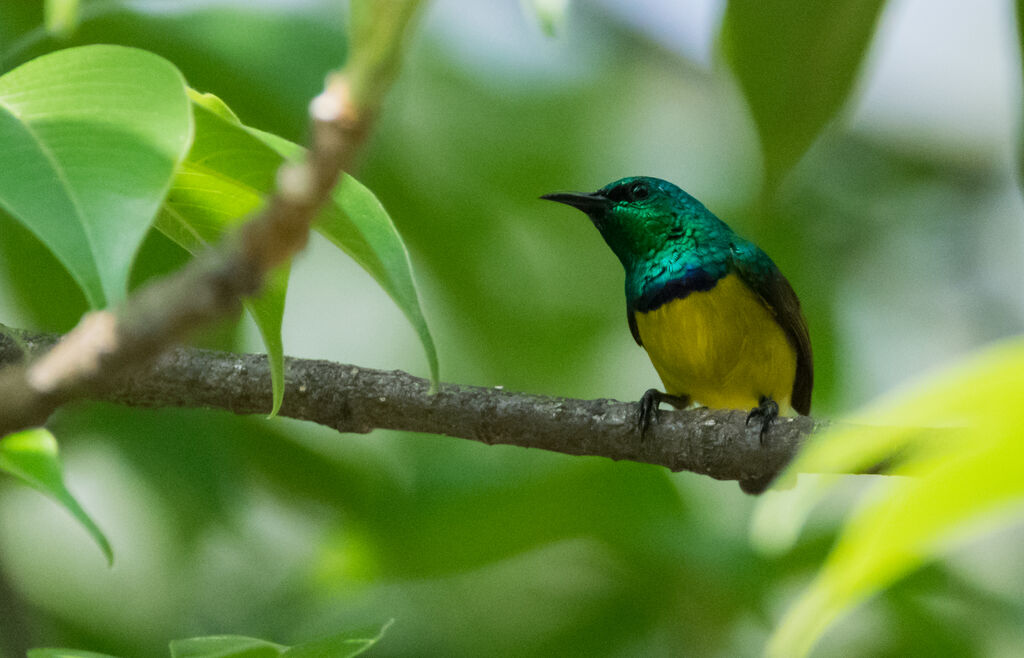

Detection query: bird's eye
xmin=605 ymin=180 xmax=650 ymax=203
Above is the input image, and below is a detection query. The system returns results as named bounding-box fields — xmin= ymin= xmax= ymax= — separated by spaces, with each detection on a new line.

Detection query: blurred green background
xmin=1 ymin=0 xmax=1023 ymax=656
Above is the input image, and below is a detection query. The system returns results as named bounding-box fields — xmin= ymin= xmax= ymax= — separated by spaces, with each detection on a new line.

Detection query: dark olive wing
xmin=732 ymin=247 xmax=814 ymax=415
xmin=758 ymin=271 xmax=813 ymax=414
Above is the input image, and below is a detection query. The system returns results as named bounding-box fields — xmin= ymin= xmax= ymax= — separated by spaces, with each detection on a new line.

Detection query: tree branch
xmin=0 ymin=329 xmax=823 ymax=487
xmin=0 ymin=3 xmax=824 ymax=490
xmin=0 ymin=2 xmax=424 ymax=438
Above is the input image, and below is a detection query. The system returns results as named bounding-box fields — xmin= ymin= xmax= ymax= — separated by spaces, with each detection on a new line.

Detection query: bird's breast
xmin=633 ymin=273 xmax=797 ymax=412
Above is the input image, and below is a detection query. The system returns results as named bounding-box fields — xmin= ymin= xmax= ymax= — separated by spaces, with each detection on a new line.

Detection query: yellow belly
xmin=633 ymin=273 xmax=797 ymax=413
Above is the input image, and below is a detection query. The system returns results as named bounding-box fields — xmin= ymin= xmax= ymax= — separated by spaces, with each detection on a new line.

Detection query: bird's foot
xmin=739 ymin=396 xmax=782 ymax=495
xmin=745 ymin=395 xmax=779 ymax=446
xmin=637 ymin=389 xmax=689 ymax=440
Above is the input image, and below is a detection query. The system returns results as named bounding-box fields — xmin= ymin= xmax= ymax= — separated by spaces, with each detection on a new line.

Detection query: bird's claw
xmin=745 ymin=395 xmax=779 ymax=445
xmin=637 ymin=389 xmax=689 ymax=440
xmin=637 ymin=389 xmax=660 ymax=439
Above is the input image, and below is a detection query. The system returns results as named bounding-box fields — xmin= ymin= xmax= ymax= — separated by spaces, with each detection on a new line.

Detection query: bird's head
xmin=541 ymin=176 xmax=708 ymax=270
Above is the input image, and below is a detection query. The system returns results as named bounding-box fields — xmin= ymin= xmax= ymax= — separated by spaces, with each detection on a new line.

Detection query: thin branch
xmin=0 ymin=3 xmax=824 ymax=491
xmin=0 ymin=2 xmax=424 ymax=438
xmin=0 ymin=77 xmax=349 ymax=435
xmin=0 ymin=330 xmax=823 ymax=488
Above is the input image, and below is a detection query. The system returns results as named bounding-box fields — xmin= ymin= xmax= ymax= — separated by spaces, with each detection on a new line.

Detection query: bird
xmin=542 ymin=176 xmax=812 ymax=488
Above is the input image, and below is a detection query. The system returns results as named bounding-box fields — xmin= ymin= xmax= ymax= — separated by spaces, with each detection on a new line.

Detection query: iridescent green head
xmin=542 ymin=176 xmax=736 ymax=299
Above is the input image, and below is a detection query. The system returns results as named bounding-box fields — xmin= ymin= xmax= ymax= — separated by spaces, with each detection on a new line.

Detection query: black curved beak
xmin=540 ymin=191 xmax=609 ymax=214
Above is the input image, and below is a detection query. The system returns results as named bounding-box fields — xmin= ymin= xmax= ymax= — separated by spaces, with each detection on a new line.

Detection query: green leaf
xmin=29 ymin=650 xmax=123 ymax=658
xmin=0 ymin=45 xmax=192 ymax=307
xmin=284 ymin=619 xmax=393 ymax=658
xmin=188 ymin=89 xmax=242 ymax=124
xmin=721 ymin=0 xmax=885 ymax=189
xmin=169 ymin=635 xmax=285 ymax=658
xmin=161 ymin=90 xmax=437 ymax=407
xmin=0 ymin=428 xmax=113 ymax=565
xmin=522 ymin=0 xmax=570 ymax=37
xmin=760 ymin=336 xmax=1024 ymax=658
xmin=243 ymin=268 xmax=289 ymax=417
xmin=156 ymin=95 xmax=289 ymax=416
xmin=250 ymin=127 xmax=440 ymax=387
xmin=319 ymin=174 xmax=439 ymax=387
xmin=167 ymin=622 xmax=392 ymax=658
xmin=44 ymin=0 xmax=80 ymax=39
